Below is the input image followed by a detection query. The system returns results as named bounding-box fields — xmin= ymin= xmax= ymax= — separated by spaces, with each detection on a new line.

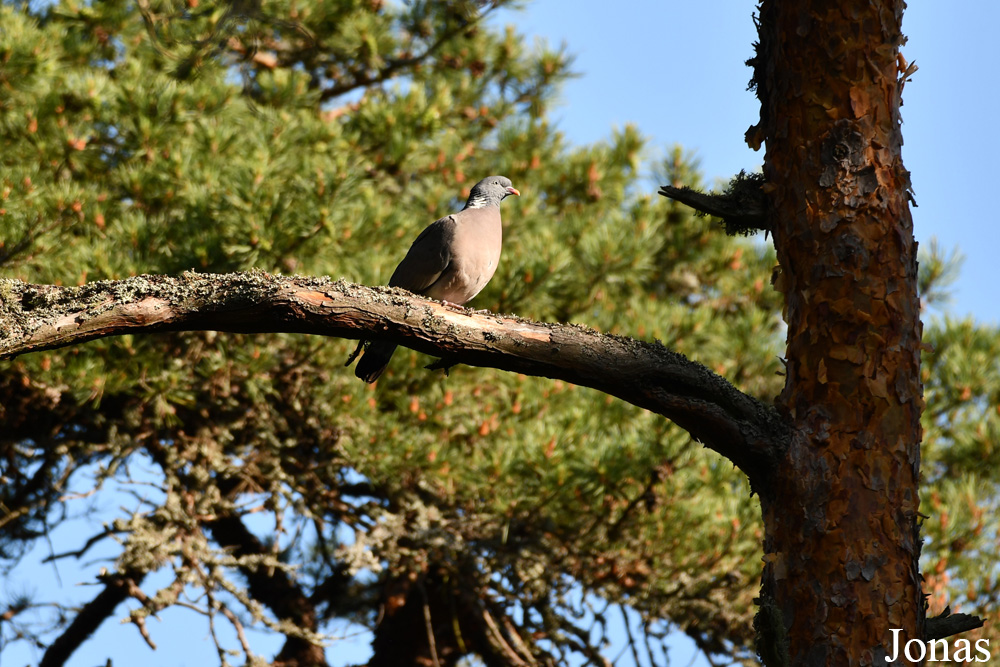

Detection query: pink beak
xmin=506 ymin=187 xmax=521 ymax=197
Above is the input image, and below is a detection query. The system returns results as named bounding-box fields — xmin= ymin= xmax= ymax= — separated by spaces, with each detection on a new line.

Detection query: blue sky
xmin=4 ymin=2 xmax=997 ymax=667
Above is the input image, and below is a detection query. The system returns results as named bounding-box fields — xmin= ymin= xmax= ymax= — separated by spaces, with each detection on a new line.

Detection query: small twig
xmin=205 ymin=593 xmax=224 ymax=664
xmin=42 ymin=529 xmax=119 ymax=563
xmin=218 ymin=602 xmax=254 ymax=660
xmin=1 ymin=600 xmax=30 ymax=623
xmin=499 ymin=614 xmax=537 ymax=667
xmin=186 ymin=544 xmax=238 ymax=664
xmin=420 ymin=583 xmax=442 ymax=667
xmin=270 ymin=498 xmax=285 ymax=577
xmin=56 ymin=486 xmax=100 ymax=502
xmin=619 ymin=604 xmax=643 ymax=667
xmin=129 ymin=613 xmax=158 ymax=651
xmin=0 ymin=505 xmax=31 ymax=531
xmin=480 ymin=607 xmax=532 ymax=667
xmin=642 ymin=620 xmax=662 ymax=667
xmin=173 ymin=600 xmax=210 ymax=615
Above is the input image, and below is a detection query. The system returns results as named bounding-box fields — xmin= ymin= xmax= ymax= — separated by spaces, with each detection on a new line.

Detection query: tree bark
xmin=0 ymin=273 xmax=785 ymax=487
xmin=751 ymin=1 xmax=925 ymax=664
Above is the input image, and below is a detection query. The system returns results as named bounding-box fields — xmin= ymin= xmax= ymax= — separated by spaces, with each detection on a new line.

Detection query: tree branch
xmin=39 ymin=571 xmax=145 ymax=667
xmin=205 ymin=513 xmax=328 ymax=667
xmin=658 ymin=171 xmax=768 ymax=236
xmin=42 ymin=528 xmax=119 ymax=563
xmin=925 ymin=607 xmax=986 ymax=641
xmin=138 ymin=438 xmax=330 ymax=667
xmin=318 ymin=3 xmax=501 ymax=101
xmin=658 ymin=185 xmax=751 ymax=218
xmin=0 ymin=272 xmax=785 ymax=485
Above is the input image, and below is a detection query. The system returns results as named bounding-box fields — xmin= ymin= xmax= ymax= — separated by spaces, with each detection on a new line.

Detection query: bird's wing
xmin=387 ymin=215 xmax=457 ymax=293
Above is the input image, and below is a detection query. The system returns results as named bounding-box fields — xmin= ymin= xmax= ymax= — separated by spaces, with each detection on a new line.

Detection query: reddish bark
xmin=752 ymin=1 xmax=924 ymax=664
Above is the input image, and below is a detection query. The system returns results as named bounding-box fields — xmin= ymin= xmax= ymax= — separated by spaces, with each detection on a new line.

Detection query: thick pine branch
xmin=0 ymin=272 xmax=784 ymax=484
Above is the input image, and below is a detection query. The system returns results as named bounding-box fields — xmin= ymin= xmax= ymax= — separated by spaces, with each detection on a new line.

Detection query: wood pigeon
xmin=351 ymin=175 xmax=520 ymax=382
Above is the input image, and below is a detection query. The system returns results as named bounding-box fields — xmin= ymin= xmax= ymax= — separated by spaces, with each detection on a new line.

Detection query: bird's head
xmin=466 ymin=175 xmax=520 ymax=209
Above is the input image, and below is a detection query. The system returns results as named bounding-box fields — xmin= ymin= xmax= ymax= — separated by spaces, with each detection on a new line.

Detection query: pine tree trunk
xmin=753 ymin=0 xmax=924 ymax=664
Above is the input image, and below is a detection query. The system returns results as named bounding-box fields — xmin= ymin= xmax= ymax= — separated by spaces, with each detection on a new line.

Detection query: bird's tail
xmin=353 ymin=341 xmax=398 ymax=383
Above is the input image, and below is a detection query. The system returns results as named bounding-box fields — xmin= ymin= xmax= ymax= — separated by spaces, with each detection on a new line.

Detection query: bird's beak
xmin=506 ymin=187 xmax=520 ymax=197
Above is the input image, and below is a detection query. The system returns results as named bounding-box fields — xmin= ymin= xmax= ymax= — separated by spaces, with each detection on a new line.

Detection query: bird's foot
xmin=344 ymin=339 xmax=366 ymax=366
xmin=439 ymin=301 xmax=492 ymax=316
xmin=425 ymin=357 xmax=459 ymax=375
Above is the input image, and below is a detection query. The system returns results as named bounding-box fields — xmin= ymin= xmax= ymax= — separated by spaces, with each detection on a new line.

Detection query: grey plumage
xmin=352 ymin=175 xmax=519 ymax=383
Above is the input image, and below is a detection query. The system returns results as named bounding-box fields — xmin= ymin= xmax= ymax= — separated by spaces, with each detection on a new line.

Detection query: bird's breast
xmin=427 ymin=225 xmax=502 ymax=304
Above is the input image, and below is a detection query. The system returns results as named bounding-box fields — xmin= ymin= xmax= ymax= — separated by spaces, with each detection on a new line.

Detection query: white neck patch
xmin=465 ymin=195 xmax=492 ymax=209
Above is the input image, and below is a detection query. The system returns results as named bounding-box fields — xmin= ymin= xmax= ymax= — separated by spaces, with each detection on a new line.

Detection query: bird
xmin=350 ymin=175 xmax=520 ymax=383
